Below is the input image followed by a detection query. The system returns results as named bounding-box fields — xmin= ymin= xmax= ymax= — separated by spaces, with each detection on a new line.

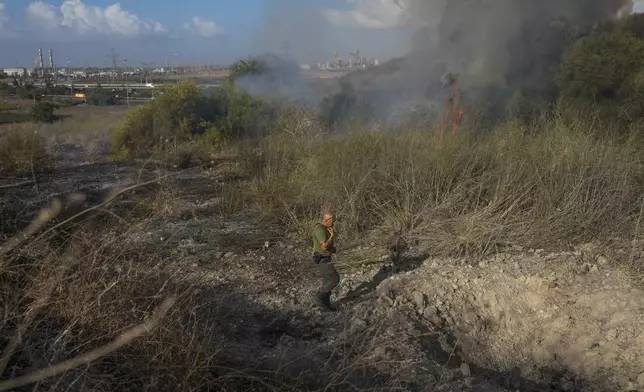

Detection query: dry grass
xmin=245 ymin=114 xmax=644 ymax=256
xmin=0 ymin=125 xmax=54 ymax=176
xmin=0 ymin=105 xmax=129 ymax=166
xmin=0 ymin=104 xmax=130 ymax=166
xmin=36 ymin=105 xmax=130 ymax=149
xmin=0 ymin=219 xmax=215 ymax=390
xmin=0 ymin=105 xmax=134 ymax=177
xmin=0 ymin=178 xmax=417 ymax=391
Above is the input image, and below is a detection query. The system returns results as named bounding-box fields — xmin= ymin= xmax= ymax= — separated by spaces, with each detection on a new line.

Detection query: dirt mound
xmin=337 ymin=245 xmax=644 ymax=391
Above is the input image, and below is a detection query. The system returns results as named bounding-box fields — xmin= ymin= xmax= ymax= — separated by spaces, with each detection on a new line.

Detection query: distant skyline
xmin=1 ymin=0 xmax=643 ymax=68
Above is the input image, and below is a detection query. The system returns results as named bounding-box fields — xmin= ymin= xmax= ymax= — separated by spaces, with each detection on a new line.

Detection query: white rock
xmin=596 ymin=255 xmax=609 ymax=265
xmin=637 ymin=372 xmax=644 ymax=387
xmin=460 ymin=362 xmax=472 ymax=377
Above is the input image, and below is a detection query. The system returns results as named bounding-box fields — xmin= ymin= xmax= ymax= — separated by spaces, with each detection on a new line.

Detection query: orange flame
xmin=440 ymin=74 xmax=464 ymax=137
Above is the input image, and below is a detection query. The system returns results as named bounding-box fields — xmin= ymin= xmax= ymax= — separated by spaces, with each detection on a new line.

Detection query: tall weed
xmin=247 ymin=117 xmax=644 ymax=254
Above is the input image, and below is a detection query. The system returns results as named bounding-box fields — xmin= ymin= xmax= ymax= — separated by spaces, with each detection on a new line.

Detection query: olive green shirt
xmin=312 ymin=224 xmax=335 ymax=256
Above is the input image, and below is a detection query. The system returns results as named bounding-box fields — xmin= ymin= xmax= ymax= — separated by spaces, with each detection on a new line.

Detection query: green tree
xmin=111 ymin=76 xmax=280 ymax=159
xmin=112 ymin=81 xmax=208 ymax=157
xmin=229 ymin=58 xmax=268 ymax=83
xmin=30 ymin=102 xmax=57 ymax=123
xmin=214 ymin=84 xmax=276 ymax=139
xmin=556 ymin=30 xmax=644 ymax=107
xmin=596 ymin=12 xmax=644 ymax=39
xmin=87 ymin=88 xmax=118 ymax=106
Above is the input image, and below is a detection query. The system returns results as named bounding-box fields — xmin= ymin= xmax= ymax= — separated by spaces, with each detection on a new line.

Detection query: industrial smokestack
xmin=48 ymin=49 xmax=55 ymax=74
xmin=38 ymin=48 xmax=44 ymax=77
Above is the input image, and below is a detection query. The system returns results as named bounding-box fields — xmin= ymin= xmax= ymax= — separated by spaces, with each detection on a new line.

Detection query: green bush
xmin=111 ymin=80 xmax=277 ymax=160
xmin=504 ymin=89 xmax=552 ymax=127
xmin=597 ymin=12 xmax=644 ymax=39
xmin=30 ymin=102 xmax=57 ymax=123
xmin=87 ymin=88 xmax=118 ymax=106
xmin=229 ymin=57 xmax=268 ymax=83
xmin=17 ymin=85 xmax=37 ymax=100
xmin=112 ymin=81 xmax=215 ymax=158
xmin=557 ymin=30 xmax=644 ymax=100
xmin=111 ymin=103 xmax=156 ymax=157
xmin=229 ymin=55 xmax=303 ymax=99
xmin=556 ymin=28 xmax=644 ymax=127
xmin=213 ymin=84 xmax=277 ymax=139
xmin=44 ymin=85 xmax=70 ymax=96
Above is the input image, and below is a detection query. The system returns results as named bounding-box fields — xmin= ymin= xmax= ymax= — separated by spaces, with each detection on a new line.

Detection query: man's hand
xmin=321 ymin=239 xmax=333 ymax=250
xmin=327 ymin=227 xmax=334 ymax=239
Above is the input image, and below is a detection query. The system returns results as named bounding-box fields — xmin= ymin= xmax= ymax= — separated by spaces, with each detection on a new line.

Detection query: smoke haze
xmin=252 ymin=0 xmax=632 ymax=68
xmin=402 ymin=0 xmax=634 ymax=88
xmin=244 ymin=0 xmax=635 ymax=121
xmin=252 ymin=0 xmax=412 ymax=64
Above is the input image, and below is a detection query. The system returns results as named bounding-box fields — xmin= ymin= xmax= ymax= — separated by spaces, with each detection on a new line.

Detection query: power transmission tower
xmin=109 ymin=48 xmax=119 ymax=80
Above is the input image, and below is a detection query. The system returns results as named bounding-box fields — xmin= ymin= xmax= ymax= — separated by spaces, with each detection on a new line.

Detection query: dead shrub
xmin=0 ymin=189 xmax=416 ymax=391
xmin=0 ymin=126 xmax=54 ymax=175
xmin=244 ymin=115 xmax=644 ymax=256
xmin=160 ymin=140 xmax=210 ymax=169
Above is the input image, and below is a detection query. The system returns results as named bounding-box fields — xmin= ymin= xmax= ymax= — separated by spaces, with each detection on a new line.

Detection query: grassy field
xmin=40 ymin=104 xmax=131 ymax=145
xmin=0 ymin=112 xmax=31 ymax=124
xmin=0 ymin=103 xmax=130 ymax=137
xmin=0 ymin=103 xmax=132 ymax=174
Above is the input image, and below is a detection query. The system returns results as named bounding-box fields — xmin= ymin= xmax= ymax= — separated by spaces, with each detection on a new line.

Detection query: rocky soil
xmin=2 ymin=147 xmax=644 ymax=392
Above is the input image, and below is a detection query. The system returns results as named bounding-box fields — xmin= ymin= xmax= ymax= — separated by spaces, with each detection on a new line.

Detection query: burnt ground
xmin=2 ymin=144 xmax=644 ymax=392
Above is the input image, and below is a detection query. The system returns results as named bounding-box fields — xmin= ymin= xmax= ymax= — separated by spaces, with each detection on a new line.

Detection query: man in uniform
xmin=311 ymin=209 xmax=339 ymax=311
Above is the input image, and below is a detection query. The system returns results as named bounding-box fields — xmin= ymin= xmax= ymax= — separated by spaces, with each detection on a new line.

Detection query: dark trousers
xmin=313 ymin=253 xmax=340 ymax=297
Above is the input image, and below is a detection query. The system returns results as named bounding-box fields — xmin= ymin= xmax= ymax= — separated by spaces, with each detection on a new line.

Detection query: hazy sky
xmin=0 ymin=0 xmax=642 ymax=68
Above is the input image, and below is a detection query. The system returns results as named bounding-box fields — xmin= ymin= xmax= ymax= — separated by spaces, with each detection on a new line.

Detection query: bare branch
xmin=0 ymin=295 xmax=176 ymax=391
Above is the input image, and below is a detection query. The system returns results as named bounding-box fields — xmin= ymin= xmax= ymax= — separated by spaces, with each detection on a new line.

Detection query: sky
xmin=0 ymin=0 xmax=643 ymax=68
xmin=0 ymin=0 xmax=416 ymax=68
